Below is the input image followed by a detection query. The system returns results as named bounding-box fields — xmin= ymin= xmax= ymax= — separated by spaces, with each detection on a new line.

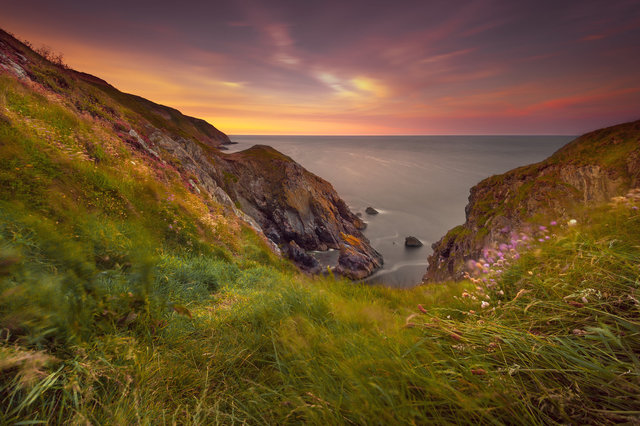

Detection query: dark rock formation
xmin=335 ymin=236 xmax=383 ymax=280
xmin=365 ymin=207 xmax=379 ymax=215
xmin=0 ymin=28 xmax=382 ymax=280
xmin=425 ymin=119 xmax=640 ymax=283
xmin=216 ymin=145 xmax=382 ymax=278
xmin=286 ymin=241 xmax=321 ymax=274
xmin=405 ymin=236 xmax=423 ymax=247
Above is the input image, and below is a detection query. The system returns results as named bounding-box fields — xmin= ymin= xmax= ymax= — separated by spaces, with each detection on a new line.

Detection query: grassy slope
xmin=1 ymin=50 xmax=639 ymax=424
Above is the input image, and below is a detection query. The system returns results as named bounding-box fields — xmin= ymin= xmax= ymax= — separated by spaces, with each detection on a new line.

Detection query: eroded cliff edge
xmin=0 ymin=28 xmax=381 ymax=280
xmin=216 ymin=146 xmax=382 ymax=279
xmin=425 ymin=119 xmax=640 ymax=283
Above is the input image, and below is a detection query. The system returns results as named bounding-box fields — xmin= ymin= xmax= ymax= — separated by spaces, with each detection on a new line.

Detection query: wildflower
xmin=544 ymin=236 xmax=550 ymax=240
xmin=550 ymin=221 xmax=557 ymax=226
xmin=481 ymin=301 xmax=490 ymax=309
xmin=538 ymin=238 xmax=544 ymax=242
xmin=461 ymin=291 xmax=470 ymax=298
xmin=568 ymin=219 xmax=577 ymax=227
xmin=497 ymin=290 xmax=504 ymax=296
xmin=539 ymin=225 xmax=547 ymax=231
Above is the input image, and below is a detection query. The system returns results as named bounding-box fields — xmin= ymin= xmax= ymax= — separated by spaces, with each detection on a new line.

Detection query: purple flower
xmin=539 ymin=225 xmax=547 ymax=231
xmin=538 ymin=238 xmax=544 ymax=242
xmin=550 ymin=221 xmax=557 ymax=226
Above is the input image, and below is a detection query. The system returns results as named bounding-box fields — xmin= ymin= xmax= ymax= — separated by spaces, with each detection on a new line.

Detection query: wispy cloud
xmin=2 ymin=0 xmax=639 ymax=134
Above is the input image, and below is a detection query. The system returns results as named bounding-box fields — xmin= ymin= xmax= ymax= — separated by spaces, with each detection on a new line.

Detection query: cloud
xmin=581 ymin=34 xmax=605 ymax=41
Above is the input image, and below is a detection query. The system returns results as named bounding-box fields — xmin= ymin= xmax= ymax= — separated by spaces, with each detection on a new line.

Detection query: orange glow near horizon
xmin=2 ymin=1 xmax=639 ymax=136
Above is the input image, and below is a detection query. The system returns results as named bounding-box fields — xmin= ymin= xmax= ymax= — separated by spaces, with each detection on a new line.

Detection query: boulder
xmin=365 ymin=207 xmax=379 ymax=215
xmin=405 ymin=236 xmax=423 ymax=247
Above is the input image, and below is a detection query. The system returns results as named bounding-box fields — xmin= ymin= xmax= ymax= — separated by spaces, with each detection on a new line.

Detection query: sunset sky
xmin=2 ymin=0 xmax=639 ymax=135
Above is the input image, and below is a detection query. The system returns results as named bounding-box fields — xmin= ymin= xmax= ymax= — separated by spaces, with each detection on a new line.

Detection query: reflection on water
xmin=225 ymin=135 xmax=573 ymax=288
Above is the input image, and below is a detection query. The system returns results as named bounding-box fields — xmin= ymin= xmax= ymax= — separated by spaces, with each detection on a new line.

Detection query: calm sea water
xmin=225 ymin=135 xmax=573 ymax=287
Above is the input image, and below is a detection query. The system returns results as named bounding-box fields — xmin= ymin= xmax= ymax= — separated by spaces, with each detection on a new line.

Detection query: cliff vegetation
xmin=1 ymin=29 xmax=639 ymax=424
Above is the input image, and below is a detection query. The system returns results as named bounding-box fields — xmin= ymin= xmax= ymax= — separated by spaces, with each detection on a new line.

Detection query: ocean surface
xmin=225 ymin=135 xmax=573 ymax=288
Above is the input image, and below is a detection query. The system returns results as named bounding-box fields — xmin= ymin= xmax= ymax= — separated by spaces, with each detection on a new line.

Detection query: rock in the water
xmin=365 ymin=207 xmax=379 ymax=215
xmin=405 ymin=236 xmax=423 ymax=247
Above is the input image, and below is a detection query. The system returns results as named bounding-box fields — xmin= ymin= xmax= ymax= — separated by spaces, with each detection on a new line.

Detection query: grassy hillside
xmin=2 ymin=160 xmax=639 ymax=424
xmin=425 ymin=119 xmax=640 ymax=282
xmin=1 ymin=30 xmax=639 ymax=424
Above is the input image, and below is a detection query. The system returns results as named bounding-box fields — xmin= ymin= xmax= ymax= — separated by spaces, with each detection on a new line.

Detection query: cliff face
xmin=216 ymin=146 xmax=382 ymax=279
xmin=425 ymin=119 xmax=640 ymax=282
xmin=0 ymin=28 xmax=381 ymax=279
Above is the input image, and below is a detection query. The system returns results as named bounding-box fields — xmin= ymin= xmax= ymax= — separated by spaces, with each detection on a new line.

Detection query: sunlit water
xmin=225 ymin=135 xmax=573 ymax=287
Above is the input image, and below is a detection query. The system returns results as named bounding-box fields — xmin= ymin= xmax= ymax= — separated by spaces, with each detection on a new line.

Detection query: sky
xmin=1 ymin=0 xmax=639 ymax=135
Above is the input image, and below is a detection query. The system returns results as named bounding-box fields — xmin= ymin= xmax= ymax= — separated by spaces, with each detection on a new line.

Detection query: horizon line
xmin=228 ymin=133 xmax=579 ymax=137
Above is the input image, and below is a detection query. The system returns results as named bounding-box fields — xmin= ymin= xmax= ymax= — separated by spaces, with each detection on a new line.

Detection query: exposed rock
xmin=424 ymin=119 xmax=640 ymax=283
xmin=365 ymin=207 xmax=379 ymax=215
xmin=0 ymin=28 xmax=376 ymax=279
xmin=217 ymin=145 xmax=382 ymax=279
xmin=0 ymin=53 xmax=28 ymax=79
xmin=286 ymin=241 xmax=321 ymax=274
xmin=128 ymin=129 xmax=161 ymax=160
xmin=335 ymin=239 xmax=384 ymax=280
xmin=405 ymin=236 xmax=423 ymax=247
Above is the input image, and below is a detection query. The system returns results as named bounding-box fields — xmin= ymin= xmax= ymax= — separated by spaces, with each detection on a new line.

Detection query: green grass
xmin=1 ymin=195 xmax=639 ymax=424
xmin=1 ymin=49 xmax=639 ymax=424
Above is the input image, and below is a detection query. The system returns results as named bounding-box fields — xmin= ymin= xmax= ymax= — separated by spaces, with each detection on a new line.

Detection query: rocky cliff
xmin=425 ymin=119 xmax=640 ymax=282
xmin=216 ymin=146 xmax=382 ymax=279
xmin=0 ymin=28 xmax=381 ymax=279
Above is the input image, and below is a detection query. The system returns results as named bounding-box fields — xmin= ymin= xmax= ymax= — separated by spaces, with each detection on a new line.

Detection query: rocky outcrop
xmin=216 ymin=145 xmax=383 ymax=278
xmin=286 ymin=241 xmax=321 ymax=275
xmin=405 ymin=236 xmax=423 ymax=247
xmin=0 ymin=28 xmax=380 ymax=279
xmin=425 ymin=119 xmax=640 ymax=283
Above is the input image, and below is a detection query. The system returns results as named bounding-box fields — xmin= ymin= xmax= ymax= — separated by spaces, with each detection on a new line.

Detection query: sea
xmin=225 ymin=135 xmax=574 ymax=288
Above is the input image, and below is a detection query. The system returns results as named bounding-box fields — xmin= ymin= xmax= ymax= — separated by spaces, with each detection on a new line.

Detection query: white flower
xmin=481 ymin=301 xmax=490 ymax=309
xmin=568 ymin=219 xmax=577 ymax=227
